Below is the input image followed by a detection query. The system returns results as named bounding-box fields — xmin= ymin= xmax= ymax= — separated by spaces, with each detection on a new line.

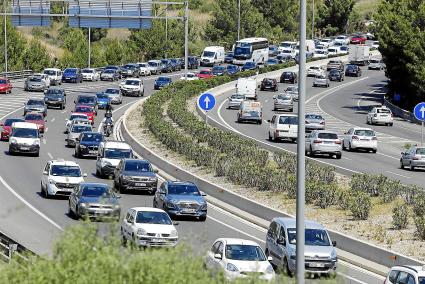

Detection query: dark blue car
xmin=224 ymin=52 xmax=234 ymax=63
xmin=62 ymin=68 xmax=83 ymax=83
xmin=226 ymin=64 xmax=240 ymax=75
xmin=96 ymin=93 xmax=111 ymax=109
xmin=154 ymin=76 xmax=172 ymax=90
xmin=241 ymin=61 xmax=258 ymax=72
xmin=74 ymin=132 xmax=105 ymax=158
xmin=153 ymin=181 xmax=207 ymax=221
xmin=266 ymin=58 xmax=279 ymax=66
xmin=212 ymin=65 xmax=227 ymax=76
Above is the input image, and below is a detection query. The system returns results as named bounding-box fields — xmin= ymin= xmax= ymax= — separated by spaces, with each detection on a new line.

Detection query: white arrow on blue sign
xmin=198 ymin=93 xmax=216 ymax=111
xmin=413 ymin=102 xmax=425 ymax=122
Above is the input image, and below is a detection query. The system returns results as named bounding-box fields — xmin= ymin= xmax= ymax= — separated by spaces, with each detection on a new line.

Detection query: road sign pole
xmin=205 ymin=110 xmax=208 ymax=125
xmin=184 ymin=1 xmax=189 ymax=79
xmin=422 ymin=121 xmax=424 ymax=146
xmin=3 ymin=0 xmax=7 ymax=76
xmin=413 ymin=103 xmax=425 ymax=145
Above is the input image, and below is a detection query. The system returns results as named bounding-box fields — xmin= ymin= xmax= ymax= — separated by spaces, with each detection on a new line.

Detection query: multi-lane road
xmin=0 ymin=68 xmax=389 ymax=283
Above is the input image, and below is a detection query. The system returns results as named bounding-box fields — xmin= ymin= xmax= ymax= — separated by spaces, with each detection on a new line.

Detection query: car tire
xmin=400 ymin=160 xmax=404 ymax=169
xmin=336 ymin=153 xmax=342 ymax=159
xmin=389 ymin=123 xmax=393 ymax=127
xmin=35 ymin=151 xmax=40 ymax=157
xmin=68 ymin=204 xmax=75 ymax=219
xmin=268 ymin=132 xmax=273 ymax=141
xmin=283 ymin=257 xmax=293 ymax=277
xmin=371 ymin=149 xmax=377 ymax=153
xmin=348 ymin=143 xmax=353 ymax=152
xmin=409 ymin=163 xmax=415 ymax=171
xmin=198 ymin=215 xmax=207 ymax=222
xmin=309 ymin=146 xmax=314 ymax=157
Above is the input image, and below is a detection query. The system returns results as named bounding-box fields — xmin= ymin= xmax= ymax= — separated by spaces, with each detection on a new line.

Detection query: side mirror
xmin=173 ymin=221 xmax=179 ymax=226
xmin=153 ymin=169 xmax=159 ymax=173
xmin=43 ymin=171 xmax=48 ymax=175
xmin=277 ymin=238 xmax=286 ymax=246
xmin=214 ymin=253 xmax=222 ymax=260
xmin=267 ymin=120 xmax=271 ymax=123
xmin=83 ymin=173 xmax=88 ymax=177
xmin=267 ymin=256 xmax=273 ymax=262
xmin=332 ymin=241 xmax=337 ymax=247
xmin=200 ymin=191 xmax=207 ymax=197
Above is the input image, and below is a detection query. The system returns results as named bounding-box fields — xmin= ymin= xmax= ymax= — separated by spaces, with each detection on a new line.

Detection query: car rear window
xmin=318 ymin=133 xmax=338 ymax=139
xmin=306 ymin=114 xmax=323 ymax=120
xmin=279 ymin=116 xmax=298 ymax=124
xmin=354 ymin=130 xmax=375 ymax=136
xmin=377 ymin=109 xmax=391 ymax=113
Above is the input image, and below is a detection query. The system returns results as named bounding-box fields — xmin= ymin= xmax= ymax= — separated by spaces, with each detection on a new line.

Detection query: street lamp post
xmin=165 ymin=4 xmax=168 ymax=58
xmin=296 ymin=0 xmax=307 ymax=282
xmin=237 ymin=0 xmax=240 ymax=41
xmin=183 ymin=1 xmax=188 ymax=78
xmin=88 ymin=27 xmax=91 ymax=68
xmin=311 ymin=0 xmax=314 ymax=39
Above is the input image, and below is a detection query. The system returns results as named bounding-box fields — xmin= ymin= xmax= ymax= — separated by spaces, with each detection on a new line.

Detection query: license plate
xmin=135 ymin=183 xmax=146 ymax=187
xmin=182 ymin=208 xmax=196 ymax=213
xmin=89 ymin=150 xmax=97 ymax=154
xmin=21 ymin=147 xmax=29 ymax=150
xmin=309 ymin=263 xmax=325 ymax=268
xmin=380 ymin=115 xmax=388 ymax=117
xmin=360 ymin=139 xmax=369 ymax=141
xmin=152 ymin=238 xmax=163 ymax=243
xmin=324 ymin=141 xmax=333 ymax=144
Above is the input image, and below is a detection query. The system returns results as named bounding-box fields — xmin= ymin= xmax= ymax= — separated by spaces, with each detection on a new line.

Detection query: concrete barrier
xmin=384 ymin=97 xmax=420 ymax=124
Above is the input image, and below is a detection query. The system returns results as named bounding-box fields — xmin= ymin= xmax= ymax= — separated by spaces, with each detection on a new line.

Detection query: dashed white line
xmin=51 ymin=118 xmax=55 ymax=123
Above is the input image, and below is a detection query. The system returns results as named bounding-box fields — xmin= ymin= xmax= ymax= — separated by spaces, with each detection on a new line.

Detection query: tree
xmin=59 ymin=29 xmax=88 ymax=68
xmin=316 ymin=0 xmax=355 ymax=35
xmin=23 ymin=39 xmax=51 ymax=72
xmin=0 ymin=19 xmax=27 ymax=71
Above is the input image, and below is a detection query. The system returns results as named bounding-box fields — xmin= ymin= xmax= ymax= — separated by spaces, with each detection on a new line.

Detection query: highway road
xmin=208 ymin=63 xmax=424 ymax=187
xmin=0 ymin=70 xmax=386 ymax=283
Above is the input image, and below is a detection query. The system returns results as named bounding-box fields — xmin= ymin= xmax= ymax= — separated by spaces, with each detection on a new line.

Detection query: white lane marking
xmin=0 ymin=106 xmax=24 ymax=121
xmin=47 ymin=152 xmax=53 ymax=159
xmin=51 ymin=118 xmax=55 ymax=123
xmin=61 ymin=110 xmax=67 ymax=114
xmin=385 ymin=171 xmax=411 ymax=179
xmin=42 ymin=138 xmax=46 ymax=144
xmin=337 ymin=271 xmax=368 ymax=284
xmin=0 ymin=176 xmax=63 ymax=231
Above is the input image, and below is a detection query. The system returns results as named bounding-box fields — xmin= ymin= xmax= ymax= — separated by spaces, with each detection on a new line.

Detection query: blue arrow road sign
xmin=414 ymin=102 xmax=425 ymax=122
xmin=198 ymin=93 xmax=216 ymax=111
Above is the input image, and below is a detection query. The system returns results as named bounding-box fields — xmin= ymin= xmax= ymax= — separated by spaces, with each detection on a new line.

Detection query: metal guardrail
xmin=0 ymin=70 xmax=33 ymax=80
xmin=0 ymin=230 xmax=32 ymax=264
xmin=383 ymin=97 xmax=420 ymax=124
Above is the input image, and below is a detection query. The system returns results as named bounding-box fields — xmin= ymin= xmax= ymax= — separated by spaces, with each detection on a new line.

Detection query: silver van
xmin=265 ymin=217 xmax=337 ymax=276
xmin=148 ymin=60 xmax=162 ymax=75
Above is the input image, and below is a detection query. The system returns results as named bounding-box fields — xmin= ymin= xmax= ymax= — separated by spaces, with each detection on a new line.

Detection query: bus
xmin=232 ymin=37 xmax=269 ymax=65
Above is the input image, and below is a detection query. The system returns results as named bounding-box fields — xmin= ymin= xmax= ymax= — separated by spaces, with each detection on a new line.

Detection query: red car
xmin=350 ymin=35 xmax=366 ymax=44
xmin=196 ymin=69 xmax=214 ymax=79
xmin=74 ymin=105 xmax=95 ymax=124
xmin=0 ymin=77 xmax=12 ymax=94
xmin=24 ymin=112 xmax=46 ymax=133
xmin=0 ymin=118 xmax=24 ymax=140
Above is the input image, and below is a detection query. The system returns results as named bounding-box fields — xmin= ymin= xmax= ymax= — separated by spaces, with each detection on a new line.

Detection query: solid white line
xmin=337 ymin=271 xmax=368 ymax=284
xmin=385 ymin=171 xmax=411 ymax=179
xmin=0 ymin=176 xmax=63 ymax=231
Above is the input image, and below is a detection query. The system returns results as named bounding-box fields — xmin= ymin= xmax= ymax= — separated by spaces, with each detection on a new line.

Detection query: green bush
xmin=349 ymin=191 xmax=372 ymax=220
xmin=349 ymin=173 xmax=387 ymax=196
xmin=414 ymin=216 xmax=425 ymax=240
xmin=412 ymin=192 xmax=425 ymax=217
xmin=392 ymin=200 xmax=409 ymax=230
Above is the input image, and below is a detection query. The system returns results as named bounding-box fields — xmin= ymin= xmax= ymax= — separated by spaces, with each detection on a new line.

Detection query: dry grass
xmin=17 ymin=28 xmax=64 ymax=58
xmin=106 ymin=28 xmax=131 ymax=41
xmin=354 ymin=0 xmax=380 ymax=19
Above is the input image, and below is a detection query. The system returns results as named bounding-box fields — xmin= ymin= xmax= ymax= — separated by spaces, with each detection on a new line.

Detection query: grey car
xmin=313 ymin=74 xmax=330 ymax=88
xmin=305 ymin=114 xmax=325 ymax=131
xmin=400 ymin=146 xmax=425 ymax=171
xmin=148 ymin=60 xmax=162 ymax=75
xmin=153 ymin=180 xmax=207 ymax=221
xmin=265 ymin=217 xmax=337 ymax=276
xmin=100 ymin=69 xmax=119 ymax=81
xmin=273 ymin=93 xmax=294 ymax=112
xmin=114 ymin=159 xmax=158 ymax=194
xmin=104 ymin=88 xmax=122 ymax=104
xmin=67 ymin=124 xmax=92 ymax=147
xmin=24 ymin=98 xmax=47 ymax=116
xmin=285 ymin=86 xmax=299 ymax=101
xmin=68 ymin=182 xmax=121 ymax=220
xmin=24 ymin=76 xmax=48 ymax=92
xmin=305 ymin=130 xmax=342 ymax=159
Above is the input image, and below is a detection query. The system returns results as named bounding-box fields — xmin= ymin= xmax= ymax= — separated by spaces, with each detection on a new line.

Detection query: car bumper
xmin=154 ymin=85 xmax=164 ymax=90
xmin=45 ymin=101 xmax=63 ymax=107
xmin=305 ymin=124 xmax=325 ymax=131
xmin=329 ymin=76 xmax=342 ymax=81
xmin=26 ymin=85 xmax=45 ymax=91
xmin=167 ymin=208 xmax=207 ymax=218
xmin=225 ymin=271 xmax=275 ymax=281
xmin=109 ymin=97 xmax=121 ymax=104
xmin=82 ymin=76 xmax=94 ymax=81
xmin=276 ymin=131 xmax=297 ymax=139
xmin=136 ymin=236 xmax=178 ymax=247
xmin=227 ymin=102 xmax=242 ymax=109
xmin=1 ymin=131 xmax=10 ymax=140
xmin=62 ymin=77 xmax=78 ymax=82
xmin=311 ymin=144 xmax=342 ymax=154
xmin=289 ymin=259 xmax=337 ymax=274
xmin=351 ymin=140 xmax=377 ymax=150
xmin=9 ymin=143 xmax=39 ymax=154
xmin=314 ymin=81 xmax=328 ymax=86
xmin=261 ymin=85 xmax=276 ymax=90
xmin=369 ymin=65 xmax=382 ymax=70
xmin=121 ymin=89 xmax=141 ymax=96
xmin=120 ymin=180 xmax=157 ymax=191
xmin=67 ymin=138 xmax=77 ymax=147
xmin=411 ymin=160 xmax=425 ymax=167
xmin=101 ymin=76 xmax=114 ymax=80
xmin=274 ymin=104 xmax=293 ymax=110
xmin=97 ymin=103 xmax=109 ymax=109
xmin=47 ymin=183 xmax=78 ymax=196
xmin=79 ymin=207 xmax=120 ymax=219
xmin=78 ymin=146 xmax=99 ymax=157
xmin=371 ymin=117 xmax=393 ymax=124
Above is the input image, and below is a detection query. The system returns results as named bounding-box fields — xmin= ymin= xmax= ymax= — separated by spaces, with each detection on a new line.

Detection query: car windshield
xmin=234 ymin=47 xmax=251 ymax=56
xmin=347 ymin=65 xmax=357 ymax=70
xmin=200 ymin=70 xmax=211 ymax=75
xmin=279 ymin=116 xmax=298 ymax=124
xmin=81 ymin=185 xmax=109 ymax=197
xmin=157 ymin=77 xmax=170 ymax=82
xmin=329 ymin=70 xmax=340 ymax=75
xmin=230 ymin=94 xmax=245 ymax=100
xmin=104 ymin=69 xmax=114 ymax=74
xmin=96 ymin=93 xmax=109 ymax=99
xmin=377 ymin=108 xmax=391 ymax=114
xmin=318 ymin=133 xmax=338 ymax=139
xmin=225 ymin=245 xmax=266 ymax=261
xmin=321 ymin=39 xmax=331 ymax=43
xmin=316 ymin=75 xmax=326 ymax=79
xmin=283 ymin=73 xmax=293 ymax=78
xmin=12 ymin=128 xmax=38 ymax=138
xmin=148 ymin=61 xmax=159 ymax=67
xmin=72 ymin=125 xmax=92 ymax=133
xmin=124 ymin=161 xmax=152 ymax=172
xmin=4 ymin=119 xmax=23 ymax=126
xmin=371 ymin=59 xmax=380 ymax=63
xmin=51 ymin=165 xmax=81 ymax=177
xmin=168 ymin=184 xmax=200 ymax=195
xmin=64 ymin=68 xmax=77 ymax=73
xmin=288 ymin=228 xmax=331 ymax=246
xmin=354 ymin=130 xmax=375 ymax=136
xmin=310 ymin=66 xmax=320 ymax=70
xmin=138 ymin=63 xmax=147 ymax=67
xmin=70 ymin=114 xmax=87 ymax=120
xmin=286 ymin=86 xmax=298 ymax=92
xmin=306 ymin=114 xmax=323 ymax=120
xmin=243 ymin=62 xmax=255 ymax=68
xmin=46 ymin=89 xmax=64 ymax=95
xmin=124 ymin=64 xmax=135 ymax=69
xmin=267 ymin=59 xmax=278 ymax=63
xmin=78 ymin=96 xmax=96 ymax=104
xmin=227 ymin=65 xmax=237 ymax=70
xmin=82 ymin=69 xmax=94 ymax=74
xmin=202 ymin=51 xmax=215 ymax=57
xmin=25 ymin=114 xmax=43 ymax=120
xmin=419 ymin=277 xmax=425 ymax=284
xmin=277 ymin=95 xmax=291 ymax=100
xmin=213 ymin=66 xmax=225 ymax=72
xmin=27 ymin=100 xmax=43 ymax=106
xmin=44 ymin=70 xmax=57 ymax=75
xmin=316 ymin=50 xmax=326 ymax=54
xmin=29 ymin=77 xmax=42 ymax=82
xmin=75 ymin=106 xmax=92 ymax=113
xmin=104 ymin=148 xmax=132 ymax=159
xmin=416 ymin=148 xmax=425 ymax=155
xmin=135 ymin=211 xmax=172 ymax=225
xmin=336 ymin=36 xmax=345 ymax=40
xmin=81 ymin=133 xmax=103 ymax=142
xmin=125 ymin=80 xmax=139 ymax=86
xmin=105 ymin=88 xmax=119 ymax=94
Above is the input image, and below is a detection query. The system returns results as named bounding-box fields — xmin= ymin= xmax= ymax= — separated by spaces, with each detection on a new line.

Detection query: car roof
xmin=125 ymin=78 xmax=141 ymax=81
xmin=12 ymin=122 xmax=39 ymax=129
xmin=215 ymin=238 xmax=261 ymax=246
xmin=166 ymin=180 xmax=196 ymax=186
xmin=131 ymin=207 xmax=167 ymax=213
xmin=272 ymin=217 xmax=325 ymax=229
xmin=352 ymin=127 xmax=374 ymax=131
xmin=101 ymin=141 xmax=132 ymax=149
xmin=390 ymin=266 xmax=425 ymax=277
xmin=313 ymin=130 xmax=338 ymax=135
xmin=49 ymin=160 xmax=80 ymax=167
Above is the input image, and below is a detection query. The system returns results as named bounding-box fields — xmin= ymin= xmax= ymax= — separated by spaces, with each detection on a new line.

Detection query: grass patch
xmin=354 ymin=0 xmax=379 ymax=19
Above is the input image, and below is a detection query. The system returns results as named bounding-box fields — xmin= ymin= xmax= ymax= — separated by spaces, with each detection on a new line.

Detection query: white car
xmin=368 ymin=58 xmax=385 ymax=70
xmin=334 ymin=35 xmax=350 ymax=45
xmin=268 ymin=114 xmax=298 ymax=142
xmin=327 ymin=46 xmax=340 ymax=56
xmin=371 ymin=41 xmax=379 ymax=49
xmin=343 ymin=127 xmax=377 ymax=153
xmin=120 ymin=78 xmax=144 ymax=97
xmin=65 ymin=113 xmax=89 ymax=133
xmin=367 ymin=106 xmax=393 ymax=126
xmin=120 ymin=207 xmax=178 ymax=247
xmin=96 ymin=141 xmax=133 ymax=177
xmin=307 ymin=66 xmax=325 ymax=77
xmin=65 ymin=118 xmax=91 ymax=135
xmin=40 ymin=160 xmax=86 ymax=198
xmin=285 ymin=85 xmax=299 ymax=101
xmin=227 ymin=94 xmax=245 ymax=109
xmin=205 ymin=238 xmax=275 ymax=281
xmin=313 ymin=74 xmax=330 ymax=88
xmin=180 ymin=72 xmax=199 ymax=81
xmin=313 ymin=49 xmax=329 ymax=59
xmin=33 ymin=73 xmax=51 ymax=88
xmin=137 ymin=62 xmax=151 ymax=76
xmin=81 ymin=68 xmax=100 ymax=81
xmin=339 ymin=45 xmax=349 ymax=55
xmin=305 ymin=130 xmax=342 ymax=159
xmin=273 ymin=93 xmax=294 ymax=112
xmin=385 ymin=265 xmax=425 ymax=284
xmin=319 ymin=38 xmax=334 ymax=48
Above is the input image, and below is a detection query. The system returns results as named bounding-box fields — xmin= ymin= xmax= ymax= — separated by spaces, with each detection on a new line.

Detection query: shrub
xmin=349 ymin=191 xmax=372 ymax=220
xmin=313 ymin=183 xmax=338 ymax=209
xmin=380 ymin=179 xmax=403 ymax=203
xmin=392 ymin=200 xmax=409 ymax=230
xmin=412 ymin=192 xmax=425 ymax=217
xmin=336 ymin=187 xmax=351 ymax=210
xmin=349 ymin=174 xmax=387 ymax=196
xmin=414 ymin=216 xmax=425 ymax=240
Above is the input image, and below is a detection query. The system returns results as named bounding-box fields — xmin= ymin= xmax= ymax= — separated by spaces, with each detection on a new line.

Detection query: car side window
xmin=267 ymin=221 xmax=278 ymax=239
xmin=217 ymin=242 xmax=224 ymax=257
xmin=211 ymin=241 xmax=221 ymax=253
xmin=128 ymin=211 xmax=135 ymax=224
xmin=396 ymin=271 xmax=409 ymax=284
xmin=44 ymin=163 xmax=50 ymax=173
xmin=278 ymin=226 xmax=286 ymax=243
xmin=389 ymin=270 xmax=399 ymax=283
xmin=406 ymin=275 xmax=415 ymax=284
xmin=125 ymin=211 xmax=132 ymax=223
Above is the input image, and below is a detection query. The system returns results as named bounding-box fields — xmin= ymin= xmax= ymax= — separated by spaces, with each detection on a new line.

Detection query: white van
xmin=237 ymin=101 xmax=262 ymax=124
xmin=278 ymin=41 xmax=297 ymax=53
xmin=268 ymin=114 xmax=298 ymax=142
xmin=295 ymin=40 xmax=315 ymax=54
xmin=43 ymin=68 xmax=62 ymax=86
xmin=200 ymin=46 xmax=225 ymax=66
xmin=96 ymin=141 xmax=134 ymax=177
xmin=9 ymin=122 xmax=41 ymax=156
xmin=236 ymin=78 xmax=257 ymax=100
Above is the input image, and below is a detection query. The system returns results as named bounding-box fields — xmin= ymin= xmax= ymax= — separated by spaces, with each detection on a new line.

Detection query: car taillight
xmin=352 ymin=135 xmax=359 ymax=140
xmin=320 ymin=121 xmax=325 ymax=125
xmin=313 ymin=139 xmax=322 ymax=143
xmin=335 ymin=140 xmax=342 ymax=144
xmin=372 ymin=137 xmax=377 ymax=141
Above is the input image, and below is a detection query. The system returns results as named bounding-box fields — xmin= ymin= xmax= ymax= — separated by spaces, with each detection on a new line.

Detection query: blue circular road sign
xmin=198 ymin=93 xmax=216 ymax=111
xmin=414 ymin=102 xmax=425 ymax=122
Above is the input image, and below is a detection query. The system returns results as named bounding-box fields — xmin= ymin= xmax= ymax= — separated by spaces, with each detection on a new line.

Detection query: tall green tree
xmin=316 ymin=0 xmax=355 ymax=35
xmin=0 ymin=19 xmax=27 ymax=71
xmin=23 ymin=39 xmax=51 ymax=72
xmin=60 ymin=29 xmax=88 ymax=68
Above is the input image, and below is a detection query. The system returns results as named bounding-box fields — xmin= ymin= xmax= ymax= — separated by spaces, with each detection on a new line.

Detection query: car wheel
xmin=400 ymin=160 xmax=404 ymax=169
xmin=366 ymin=117 xmax=370 ymax=124
xmin=371 ymin=149 xmax=377 ymax=153
xmin=153 ymin=198 xmax=157 ymax=208
xmin=309 ymin=146 xmax=314 ymax=157
xmin=348 ymin=142 xmax=353 ymax=152
xmin=336 ymin=153 xmax=342 ymax=159
xmin=68 ymin=204 xmax=76 ymax=219
xmin=389 ymin=123 xmax=393 ymax=127
xmin=409 ymin=163 xmax=415 ymax=171
xmin=198 ymin=215 xmax=207 ymax=222
xmin=268 ymin=132 xmax=273 ymax=141
xmin=283 ymin=257 xmax=293 ymax=277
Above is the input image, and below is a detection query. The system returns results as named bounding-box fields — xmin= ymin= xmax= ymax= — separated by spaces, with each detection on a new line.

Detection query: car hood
xmin=289 ymin=244 xmax=335 ymax=258
xmin=80 ymin=140 xmax=101 ymax=146
xmin=306 ymin=119 xmax=323 ymax=124
xmin=102 ymin=73 xmax=114 ymax=77
xmin=97 ymin=98 xmax=110 ymax=104
xmin=166 ymin=194 xmax=205 ymax=204
xmin=227 ymin=259 xmax=272 ymax=274
xmin=134 ymin=223 xmax=176 ymax=234
xmin=0 ymin=84 xmax=9 ymax=87
xmin=122 ymin=170 xmax=156 ymax=178
xmin=102 ymin=158 xmax=121 ymax=167
xmin=63 ymin=72 xmax=77 ymax=77
xmin=26 ymin=120 xmax=44 ymax=126
xmin=69 ymin=132 xmax=82 ymax=139
xmin=10 ymin=137 xmax=39 ymax=144
xmin=80 ymin=196 xmax=118 ymax=205
xmin=122 ymin=84 xmax=140 ymax=89
xmin=50 ymin=176 xmax=84 ymax=184
xmin=155 ymin=81 xmax=169 ymax=85
xmin=26 ymin=105 xmax=44 ymax=110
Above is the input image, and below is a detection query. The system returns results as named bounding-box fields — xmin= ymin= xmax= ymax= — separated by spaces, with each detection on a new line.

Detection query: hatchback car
xmin=345 ymin=64 xmax=362 ymax=77
xmin=24 ymin=76 xmax=48 ymax=92
xmin=0 ymin=77 xmax=12 ymax=93
xmin=68 ymin=183 xmax=121 ymax=220
xmin=24 ymin=98 xmax=47 ymax=117
xmin=120 ymin=78 xmax=144 ymax=97
xmin=153 ymin=180 xmax=207 ymax=221
xmin=265 ymin=58 xmax=279 ymax=66
xmin=285 ymin=86 xmax=299 ymax=101
xmin=313 ymin=74 xmax=330 ymax=88
xmin=224 ymin=52 xmax=234 ymax=63
xmin=328 ymin=69 xmax=345 ymax=82
xmin=114 ymin=159 xmax=158 ymax=194
xmin=74 ymin=131 xmax=104 ymax=158
xmin=44 ymin=88 xmax=66 ymax=109
xmin=180 ymin=73 xmax=199 ymax=81
xmin=280 ymin=71 xmax=297 ymax=84
xmin=75 ymin=95 xmax=97 ymax=110
xmin=0 ymin=118 xmax=24 ymax=141
xmin=67 ymin=123 xmax=93 ymax=147
xmin=81 ymin=68 xmax=100 ymax=81
xmin=400 ymin=146 xmax=425 ymax=171
xmin=305 ymin=130 xmax=342 ymax=159
xmin=366 ymin=106 xmax=393 ymax=126
xmin=121 ymin=64 xmax=140 ymax=78
xmin=368 ymin=58 xmax=385 ymax=70
xmin=154 ymin=77 xmax=172 ymax=90
xmin=24 ymin=112 xmax=46 ymax=133
xmin=307 ymin=66 xmax=324 ymax=77
xmin=65 ymin=113 xmax=89 ymax=133
xmin=227 ymin=94 xmax=245 ymax=109
xmin=350 ymin=34 xmax=366 ymax=44
xmin=100 ymin=69 xmax=120 ymax=81
xmin=104 ymin=88 xmax=122 ymax=104
xmin=95 ymin=93 xmax=111 ymax=109
xmin=342 ymin=128 xmax=377 ymax=153
xmin=259 ymin=78 xmax=278 ymax=92
xmin=226 ymin=65 xmax=240 ymax=75
xmin=212 ymin=65 xmax=227 ymax=76
xmin=305 ymin=114 xmax=325 ymax=131
xmin=74 ymin=105 xmax=96 ymax=124
xmin=62 ymin=68 xmax=83 ymax=83
xmin=196 ymin=69 xmax=214 ymax=79
xmin=273 ymin=93 xmax=293 ymax=112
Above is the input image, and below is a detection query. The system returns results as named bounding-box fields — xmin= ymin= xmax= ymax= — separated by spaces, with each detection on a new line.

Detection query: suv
xmin=260 ymin=78 xmax=278 ymax=92
xmin=40 ymin=160 xmax=86 ymax=198
xmin=120 ymin=78 xmax=144 ymax=97
xmin=153 ymin=181 xmax=207 ymax=221
xmin=265 ymin=217 xmax=337 ymax=276
xmin=121 ymin=64 xmax=140 ymax=78
xmin=114 ymin=159 xmax=158 ymax=194
xmin=96 ymin=141 xmax=134 ymax=177
xmin=24 ymin=98 xmax=47 ymax=117
xmin=75 ymin=131 xmax=104 ymax=158
xmin=367 ymin=106 xmax=393 ymax=126
xmin=62 ymin=68 xmax=83 ymax=83
xmin=280 ymin=71 xmax=297 ymax=84
xmin=148 ymin=60 xmax=162 ymax=75
xmin=44 ymin=88 xmax=66 ymax=109
xmin=326 ymin=59 xmax=344 ymax=71
xmin=9 ymin=122 xmax=40 ymax=156
xmin=385 ymin=266 xmax=425 ymax=284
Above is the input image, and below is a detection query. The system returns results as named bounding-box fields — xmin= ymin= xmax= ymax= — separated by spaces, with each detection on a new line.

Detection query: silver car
xmin=305 ymin=114 xmax=325 ymax=131
xmin=148 ymin=60 xmax=162 ymax=75
xmin=24 ymin=76 xmax=47 ymax=92
xmin=285 ymin=86 xmax=299 ymax=101
xmin=305 ymin=130 xmax=342 ymax=159
xmin=400 ymin=146 xmax=425 ymax=171
xmin=227 ymin=94 xmax=245 ymax=109
xmin=313 ymin=74 xmax=330 ymax=88
xmin=273 ymin=93 xmax=294 ymax=112
xmin=368 ymin=58 xmax=385 ymax=70
xmin=104 ymin=88 xmax=122 ymax=104
xmin=67 ymin=124 xmax=92 ymax=147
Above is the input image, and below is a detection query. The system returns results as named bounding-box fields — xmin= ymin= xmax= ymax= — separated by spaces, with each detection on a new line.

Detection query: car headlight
xmin=80 ymin=202 xmax=88 ymax=208
xmin=48 ymin=179 xmax=56 ymax=185
xmin=226 ymin=263 xmax=238 ymax=272
xmin=149 ymin=177 xmax=157 ymax=181
xmin=166 ymin=201 xmax=176 ymax=209
xmin=137 ymin=228 xmax=147 ymax=236
xmin=33 ymin=140 xmax=40 ymax=145
xmin=266 ymin=264 xmax=274 ymax=274
xmin=10 ymin=138 xmax=17 ymax=144
xmin=331 ymin=250 xmax=337 ymax=261
xmin=170 ymin=229 xmax=178 ymax=238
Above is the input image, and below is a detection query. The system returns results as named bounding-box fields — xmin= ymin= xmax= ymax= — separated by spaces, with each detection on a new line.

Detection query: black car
xmin=212 ymin=65 xmax=227 ymax=76
xmin=260 ymin=78 xmax=278 ymax=91
xmin=160 ymin=59 xmax=173 ymax=73
xmin=154 ymin=76 xmax=172 ymax=90
xmin=120 ymin=64 xmax=140 ymax=78
xmin=170 ymin=59 xmax=182 ymax=71
xmin=75 ymin=132 xmax=104 ymax=158
xmin=224 ymin=52 xmax=234 ymax=63
xmin=280 ymin=71 xmax=297 ymax=83
xmin=328 ymin=69 xmax=345 ymax=82
xmin=44 ymin=88 xmax=66 ymax=109
xmin=188 ymin=56 xmax=199 ymax=69
xmin=114 ymin=159 xmax=158 ymax=194
xmin=345 ymin=64 xmax=362 ymax=77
